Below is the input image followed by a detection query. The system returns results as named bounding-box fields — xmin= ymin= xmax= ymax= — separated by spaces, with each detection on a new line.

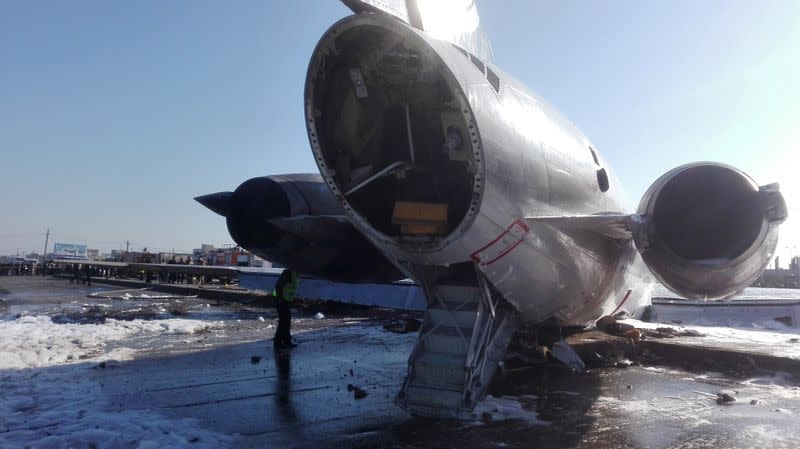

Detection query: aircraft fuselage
xmin=305 ymin=14 xmax=652 ymax=325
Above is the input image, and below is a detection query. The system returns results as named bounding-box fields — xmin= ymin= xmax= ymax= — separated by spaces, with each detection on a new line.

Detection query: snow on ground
xmin=471 ymin=395 xmax=546 ymax=425
xmin=0 ymin=315 xmax=233 ymax=448
xmin=624 ymin=318 xmax=800 ymax=359
xmin=0 ymin=315 xmax=216 ymax=369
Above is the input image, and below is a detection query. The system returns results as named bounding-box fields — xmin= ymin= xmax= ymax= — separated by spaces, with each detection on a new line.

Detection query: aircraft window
xmin=469 ymin=53 xmax=485 ymax=75
xmin=597 ymin=168 xmax=610 ymax=192
xmin=589 ymin=146 xmax=600 ymax=165
xmin=452 ymin=43 xmax=469 ymax=58
xmin=486 ymin=67 xmax=501 ymax=94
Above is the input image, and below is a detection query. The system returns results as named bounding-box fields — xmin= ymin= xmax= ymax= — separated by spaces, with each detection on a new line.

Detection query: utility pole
xmin=126 ymin=240 xmax=130 ymax=253
xmin=41 ymin=228 xmax=50 ymax=275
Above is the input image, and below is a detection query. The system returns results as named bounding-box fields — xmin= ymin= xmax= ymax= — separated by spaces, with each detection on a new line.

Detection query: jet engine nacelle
xmin=196 ymin=174 xmax=402 ymax=283
xmin=636 ymin=163 xmax=787 ymax=299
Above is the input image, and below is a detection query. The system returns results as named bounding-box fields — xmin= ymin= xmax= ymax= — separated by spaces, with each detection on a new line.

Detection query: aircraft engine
xmin=636 ymin=163 xmax=787 ymax=299
xmin=195 ymin=175 xmax=402 ymax=283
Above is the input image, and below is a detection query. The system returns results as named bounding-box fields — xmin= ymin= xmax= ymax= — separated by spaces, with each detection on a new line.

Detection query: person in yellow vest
xmin=273 ymin=268 xmax=299 ymax=349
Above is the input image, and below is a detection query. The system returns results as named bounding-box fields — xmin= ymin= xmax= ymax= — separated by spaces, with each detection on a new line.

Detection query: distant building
xmin=753 ymin=256 xmax=800 ymax=288
xmin=86 ymin=249 xmax=100 ymax=261
xmin=156 ymin=252 xmax=193 ymax=264
xmin=111 ymin=249 xmax=126 ymax=261
xmin=190 ymin=243 xmax=269 ymax=267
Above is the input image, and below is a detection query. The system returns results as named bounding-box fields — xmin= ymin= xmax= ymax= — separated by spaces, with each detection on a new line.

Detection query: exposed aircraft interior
xmin=309 ymin=24 xmax=479 ymax=244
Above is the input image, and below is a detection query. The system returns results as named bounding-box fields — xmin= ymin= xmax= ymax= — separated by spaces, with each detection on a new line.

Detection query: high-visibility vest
xmin=272 ymin=271 xmax=298 ymax=302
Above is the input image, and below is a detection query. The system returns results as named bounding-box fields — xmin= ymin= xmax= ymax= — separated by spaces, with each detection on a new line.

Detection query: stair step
xmin=420 ymin=321 xmax=474 ymax=338
xmin=425 ymin=309 xmax=478 ymax=329
xmin=403 ymin=385 xmax=465 ymax=410
xmin=420 ymin=333 xmax=470 ymax=355
xmin=412 ymin=352 xmax=466 ymax=387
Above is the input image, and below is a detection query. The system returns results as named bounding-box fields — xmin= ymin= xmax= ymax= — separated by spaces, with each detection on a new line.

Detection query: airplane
xmin=196 ymin=0 xmax=788 ymax=418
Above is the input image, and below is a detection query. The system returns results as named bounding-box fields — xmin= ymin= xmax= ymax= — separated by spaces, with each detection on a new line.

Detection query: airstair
xmin=396 ymin=268 xmax=518 ymax=418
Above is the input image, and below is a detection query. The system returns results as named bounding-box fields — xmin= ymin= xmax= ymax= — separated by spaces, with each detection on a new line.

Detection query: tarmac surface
xmin=2 ymin=276 xmax=800 ymax=448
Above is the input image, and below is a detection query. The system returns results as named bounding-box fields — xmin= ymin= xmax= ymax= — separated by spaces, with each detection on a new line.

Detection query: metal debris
xmin=550 ymin=340 xmax=585 ymax=372
xmin=716 ymin=392 xmax=736 ymax=405
xmin=347 ymin=384 xmax=368 ymax=399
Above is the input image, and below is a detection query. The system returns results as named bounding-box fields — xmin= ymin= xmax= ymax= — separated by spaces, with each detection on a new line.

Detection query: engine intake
xmin=637 ymin=163 xmax=787 ymax=299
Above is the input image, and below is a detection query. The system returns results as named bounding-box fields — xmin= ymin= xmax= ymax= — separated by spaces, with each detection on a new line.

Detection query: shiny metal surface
xmin=305 ymin=14 xmax=650 ymax=325
xmin=636 ymin=163 xmax=786 ymax=299
xmin=341 ymin=0 xmax=494 ymax=62
xmin=196 ymin=174 xmax=402 ymax=283
xmin=304 ymin=12 xmax=784 ymax=326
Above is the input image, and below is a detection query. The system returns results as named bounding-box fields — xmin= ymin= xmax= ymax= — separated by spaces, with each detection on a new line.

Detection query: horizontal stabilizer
xmin=267 ymin=215 xmax=354 ymax=242
xmin=523 ymin=213 xmax=643 ymax=240
xmin=194 ymin=192 xmax=233 ymax=217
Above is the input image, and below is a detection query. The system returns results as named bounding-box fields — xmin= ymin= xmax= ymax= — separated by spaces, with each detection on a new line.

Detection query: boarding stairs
xmin=396 ymin=269 xmax=518 ymax=418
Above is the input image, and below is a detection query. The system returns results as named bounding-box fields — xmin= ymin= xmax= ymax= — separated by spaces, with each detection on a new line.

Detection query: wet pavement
xmin=83 ymin=324 xmax=800 ymax=449
xmin=3 ymin=276 xmax=800 ymax=448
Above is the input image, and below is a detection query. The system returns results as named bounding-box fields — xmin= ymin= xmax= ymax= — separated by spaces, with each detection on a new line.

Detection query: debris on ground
xmin=788 ymin=338 xmax=800 ymax=344
xmin=623 ymin=329 xmax=641 ymax=341
xmin=382 ymin=318 xmax=423 ymax=334
xmin=257 ymin=316 xmax=265 ymax=322
xmin=250 ymin=356 xmax=262 ymax=364
xmin=404 ymin=318 xmax=422 ymax=332
xmin=93 ymin=361 xmax=120 ymax=369
xmin=347 ymin=383 xmax=368 ymax=399
xmin=314 ymin=312 xmax=325 ymax=320
xmin=716 ymin=392 xmax=736 ymax=405
xmin=596 ymin=316 xmax=637 ymax=337
xmin=596 ymin=315 xmax=705 ymax=340
xmin=645 ymin=327 xmax=705 ymax=338
xmin=550 ymin=340 xmax=585 ymax=372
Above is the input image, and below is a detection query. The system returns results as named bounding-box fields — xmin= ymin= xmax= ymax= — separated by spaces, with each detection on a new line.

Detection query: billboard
xmin=53 ymin=243 xmax=88 ymax=259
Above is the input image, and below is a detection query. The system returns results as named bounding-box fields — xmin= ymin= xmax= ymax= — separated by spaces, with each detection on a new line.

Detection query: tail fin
xmin=341 ymin=0 xmax=493 ymax=63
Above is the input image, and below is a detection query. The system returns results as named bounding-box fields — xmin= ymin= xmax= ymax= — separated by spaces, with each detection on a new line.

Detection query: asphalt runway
xmin=94 ymin=328 xmax=800 ymax=449
xmin=2 ymin=276 xmax=800 ymax=449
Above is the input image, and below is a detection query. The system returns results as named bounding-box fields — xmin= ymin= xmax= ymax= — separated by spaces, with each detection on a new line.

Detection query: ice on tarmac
xmin=0 ymin=315 xmax=232 ymax=448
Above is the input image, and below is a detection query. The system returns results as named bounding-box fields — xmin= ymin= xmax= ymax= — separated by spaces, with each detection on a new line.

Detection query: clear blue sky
xmin=1 ymin=1 xmax=798 ymax=260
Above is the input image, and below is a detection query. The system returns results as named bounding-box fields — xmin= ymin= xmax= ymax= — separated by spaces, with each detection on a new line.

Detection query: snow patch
xmin=0 ymin=315 xmax=232 ymax=448
xmin=623 ymin=319 xmax=800 ymax=359
xmin=471 ymin=395 xmax=545 ymax=425
xmin=0 ymin=315 xmax=217 ymax=369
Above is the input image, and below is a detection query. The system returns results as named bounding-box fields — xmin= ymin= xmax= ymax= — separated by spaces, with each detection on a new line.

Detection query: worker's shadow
xmin=273 ymin=347 xmax=299 ymax=424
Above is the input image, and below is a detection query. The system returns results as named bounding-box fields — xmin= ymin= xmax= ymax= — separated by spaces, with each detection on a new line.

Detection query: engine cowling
xmin=636 ymin=163 xmax=787 ymax=299
xmin=196 ymin=174 xmax=402 ymax=283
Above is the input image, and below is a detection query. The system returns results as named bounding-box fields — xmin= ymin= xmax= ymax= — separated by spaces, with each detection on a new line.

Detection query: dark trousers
xmin=275 ymin=299 xmax=292 ymax=345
